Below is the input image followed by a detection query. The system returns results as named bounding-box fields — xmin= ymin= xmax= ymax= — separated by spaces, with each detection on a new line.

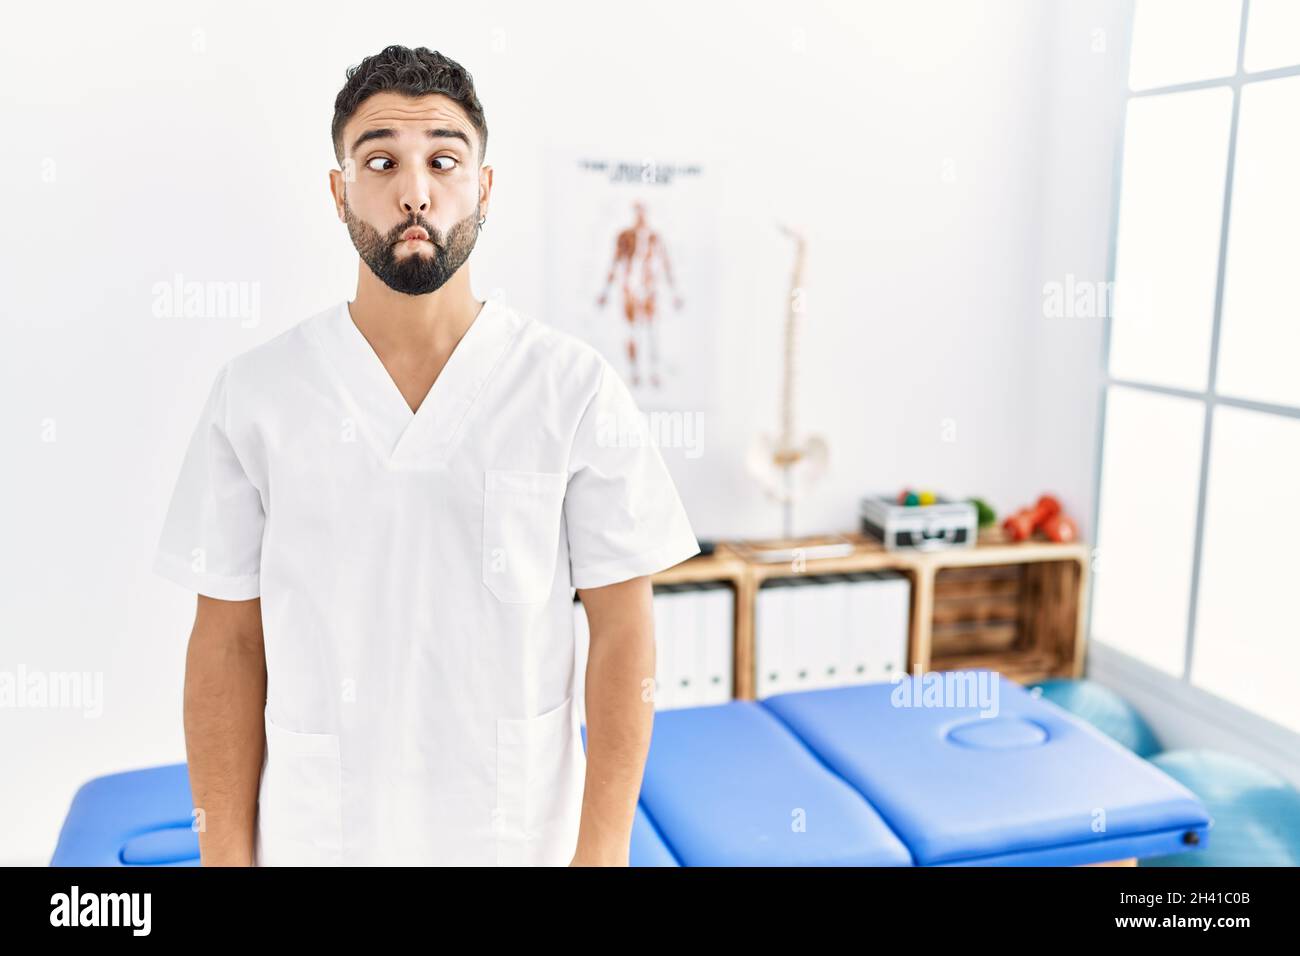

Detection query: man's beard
xmin=343 ymin=199 xmax=480 ymax=296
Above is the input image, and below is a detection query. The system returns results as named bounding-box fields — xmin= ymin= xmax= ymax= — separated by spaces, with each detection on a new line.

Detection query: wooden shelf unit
xmin=651 ymin=529 xmax=1091 ymax=700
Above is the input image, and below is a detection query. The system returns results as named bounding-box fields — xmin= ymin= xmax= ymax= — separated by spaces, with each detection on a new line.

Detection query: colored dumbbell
xmin=1031 ymin=494 xmax=1061 ymax=527
xmin=1041 ymin=513 xmax=1078 ymax=543
xmin=1003 ymin=493 xmax=1074 ymax=542
xmin=1003 ymin=508 xmax=1036 ymax=542
xmin=968 ymin=497 xmax=997 ymax=528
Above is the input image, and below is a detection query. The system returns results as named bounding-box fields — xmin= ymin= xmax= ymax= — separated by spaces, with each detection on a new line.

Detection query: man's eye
xmin=365 ymin=157 xmax=393 ymax=172
xmin=432 ymin=156 xmax=458 ymax=171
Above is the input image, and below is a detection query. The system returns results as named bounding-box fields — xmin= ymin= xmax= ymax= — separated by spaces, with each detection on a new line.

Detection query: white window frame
xmin=1090 ymin=0 xmax=1300 ymax=754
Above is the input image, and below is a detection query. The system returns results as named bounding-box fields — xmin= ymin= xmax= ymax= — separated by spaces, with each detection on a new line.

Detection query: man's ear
xmin=328 ymin=167 xmax=347 ymax=222
xmin=478 ymin=164 xmax=493 ymax=219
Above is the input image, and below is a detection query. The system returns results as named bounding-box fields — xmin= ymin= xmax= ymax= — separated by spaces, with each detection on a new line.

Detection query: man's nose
xmin=399 ymin=173 xmax=431 ymax=216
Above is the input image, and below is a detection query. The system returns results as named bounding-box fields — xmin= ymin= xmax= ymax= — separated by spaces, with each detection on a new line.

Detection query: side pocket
xmin=481 ymin=469 xmax=568 ymax=604
xmin=495 ymin=693 xmax=586 ymax=866
xmin=256 ymin=710 xmax=343 ymax=866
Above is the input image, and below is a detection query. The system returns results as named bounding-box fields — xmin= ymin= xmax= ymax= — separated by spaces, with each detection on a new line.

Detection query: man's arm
xmin=183 ymin=594 xmax=267 ymax=866
xmin=571 ymin=575 xmax=656 ymax=866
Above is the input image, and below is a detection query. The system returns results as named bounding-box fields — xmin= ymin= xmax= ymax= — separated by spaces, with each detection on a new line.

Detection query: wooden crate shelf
xmin=649 ymin=528 xmax=1091 ymax=699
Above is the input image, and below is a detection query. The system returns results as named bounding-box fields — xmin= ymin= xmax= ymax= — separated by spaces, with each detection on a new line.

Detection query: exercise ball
xmin=1142 ymin=749 xmax=1300 ymax=867
xmin=1027 ymin=678 xmax=1163 ymax=758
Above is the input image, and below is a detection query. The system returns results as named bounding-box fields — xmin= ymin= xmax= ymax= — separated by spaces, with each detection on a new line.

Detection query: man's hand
xmin=569 ymin=848 xmax=631 ymax=867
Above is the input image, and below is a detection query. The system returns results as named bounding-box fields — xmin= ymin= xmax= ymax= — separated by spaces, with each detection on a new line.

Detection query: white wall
xmin=1031 ymin=0 xmax=1133 ymax=546
xmin=0 ymin=0 xmax=1126 ymax=864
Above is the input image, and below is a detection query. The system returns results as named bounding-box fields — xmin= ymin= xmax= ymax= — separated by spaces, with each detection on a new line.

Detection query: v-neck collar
xmin=309 ymin=296 xmax=526 ymax=470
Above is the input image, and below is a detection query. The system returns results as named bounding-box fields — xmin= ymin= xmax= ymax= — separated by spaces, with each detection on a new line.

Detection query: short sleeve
xmin=151 ymin=363 xmax=265 ymax=600
xmin=564 ymin=357 xmax=701 ymax=589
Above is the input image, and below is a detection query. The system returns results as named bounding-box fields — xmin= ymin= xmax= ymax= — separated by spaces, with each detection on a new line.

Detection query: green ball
xmin=904 ymin=492 xmax=920 ymax=507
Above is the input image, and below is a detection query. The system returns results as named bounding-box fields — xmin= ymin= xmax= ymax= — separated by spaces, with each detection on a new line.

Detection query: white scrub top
xmin=152 ymin=297 xmax=701 ymax=866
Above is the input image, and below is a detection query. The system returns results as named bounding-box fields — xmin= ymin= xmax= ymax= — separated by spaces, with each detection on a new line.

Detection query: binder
xmin=843 ymin=572 xmax=877 ymax=684
xmin=755 ymin=577 xmax=799 ymax=698
xmin=696 ymin=581 xmax=734 ymax=706
xmin=786 ymin=577 xmax=819 ymax=693
xmin=816 ymin=573 xmax=851 ymax=690
xmin=652 ymin=583 xmax=679 ymax=709
xmin=667 ymin=583 xmax=701 ymax=708
xmin=872 ymin=570 xmax=911 ymax=681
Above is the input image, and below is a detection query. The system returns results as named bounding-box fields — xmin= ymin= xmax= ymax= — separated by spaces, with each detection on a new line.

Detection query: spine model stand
xmin=746 ymin=223 xmax=829 ymax=539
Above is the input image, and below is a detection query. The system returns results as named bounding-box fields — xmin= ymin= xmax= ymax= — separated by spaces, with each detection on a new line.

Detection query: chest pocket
xmin=482 ymin=469 xmax=569 ymax=603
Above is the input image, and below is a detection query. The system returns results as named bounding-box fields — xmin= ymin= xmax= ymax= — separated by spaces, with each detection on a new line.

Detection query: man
xmin=153 ymin=44 xmax=700 ymax=866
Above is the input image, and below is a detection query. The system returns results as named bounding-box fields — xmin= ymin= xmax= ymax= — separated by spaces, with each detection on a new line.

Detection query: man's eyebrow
xmin=349 ymin=127 xmax=473 ymax=155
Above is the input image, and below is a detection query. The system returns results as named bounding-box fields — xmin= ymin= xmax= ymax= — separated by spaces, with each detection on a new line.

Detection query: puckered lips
xmin=397 ymin=226 xmax=431 ymax=245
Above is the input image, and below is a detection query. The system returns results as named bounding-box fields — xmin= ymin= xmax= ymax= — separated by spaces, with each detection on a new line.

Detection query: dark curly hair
xmin=331 ymin=45 xmax=488 ymax=167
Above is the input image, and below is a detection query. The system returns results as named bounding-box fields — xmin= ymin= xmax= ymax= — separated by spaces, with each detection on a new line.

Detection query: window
xmin=1094 ymin=0 xmax=1300 ymax=734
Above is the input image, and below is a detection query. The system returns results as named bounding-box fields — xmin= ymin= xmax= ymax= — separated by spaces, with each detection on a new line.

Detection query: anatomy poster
xmin=544 ymin=150 xmax=718 ymax=411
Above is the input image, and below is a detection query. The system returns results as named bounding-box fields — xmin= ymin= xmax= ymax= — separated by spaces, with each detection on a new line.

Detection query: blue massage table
xmin=48 ymin=758 xmax=679 ymax=868
xmin=51 ymin=673 xmax=1211 ymax=866
xmin=759 ymin=675 xmax=1211 ymax=866
xmin=51 ymin=763 xmax=202 ymax=867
